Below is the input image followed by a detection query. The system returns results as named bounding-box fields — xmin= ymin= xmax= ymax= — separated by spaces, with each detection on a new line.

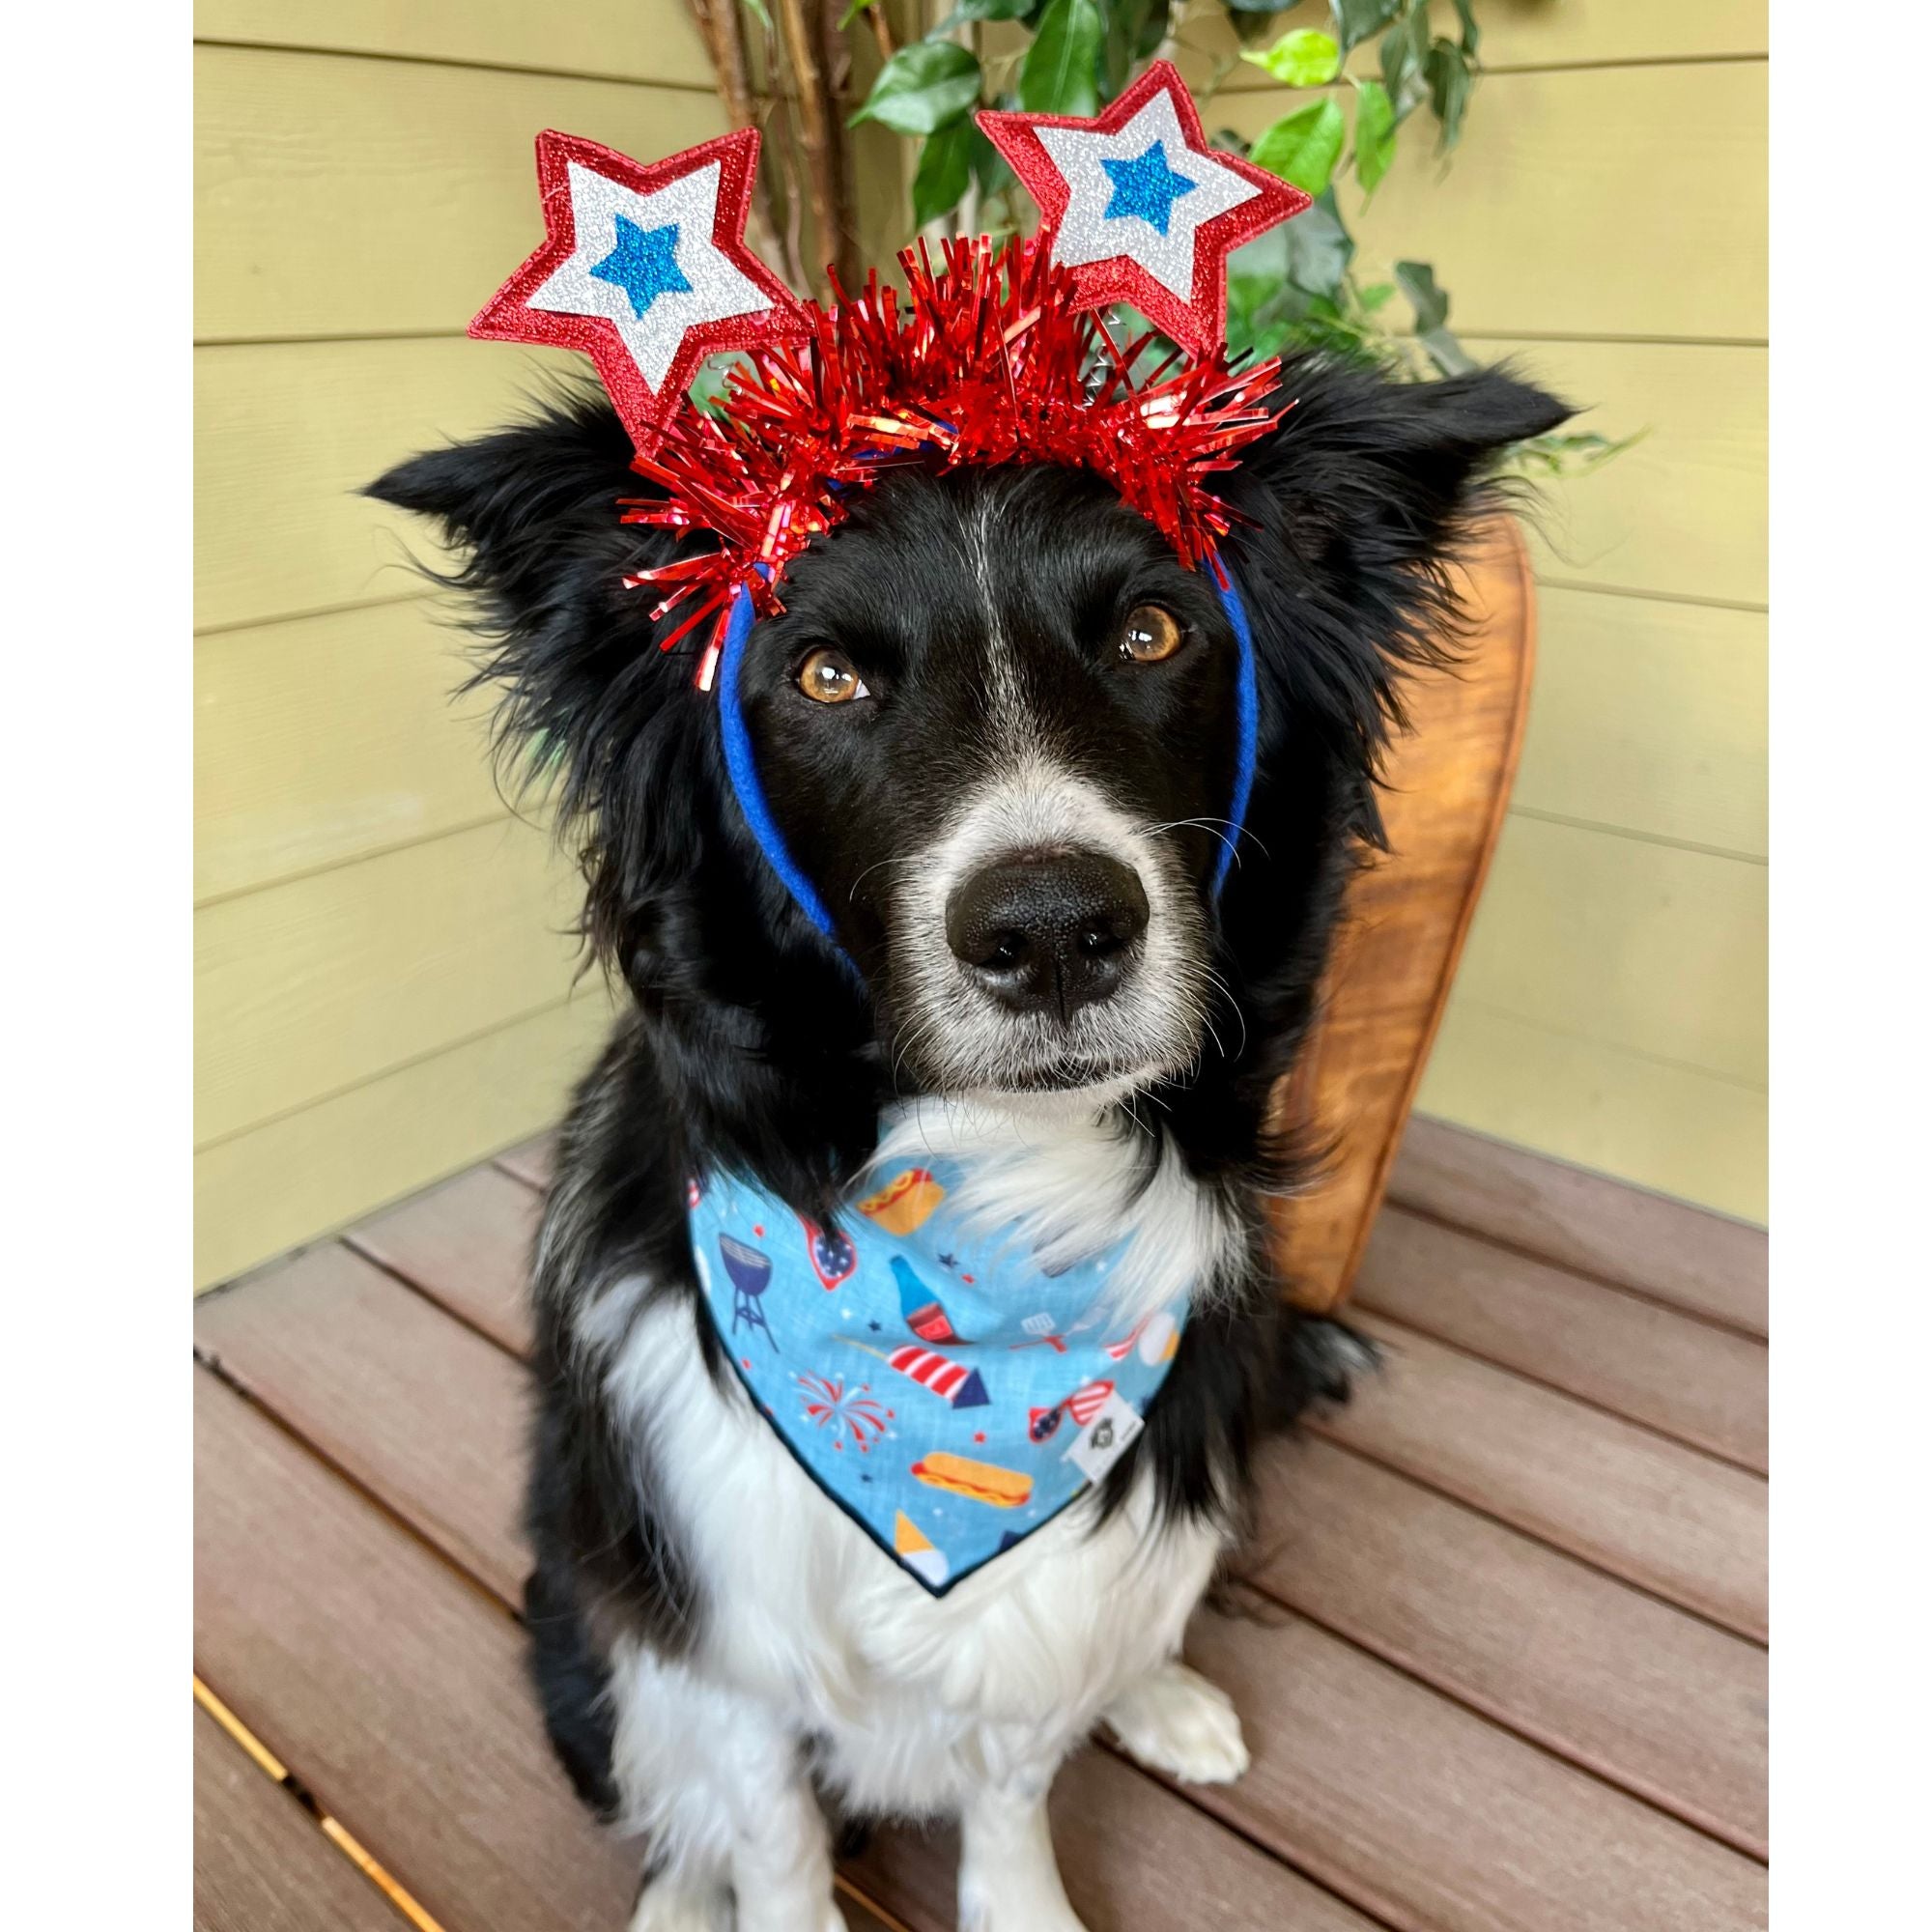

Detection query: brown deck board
xmin=196 ymin=1367 xmax=641 ymax=1932
xmin=1388 ymin=1117 xmax=1768 ymax=1336
xmin=1185 ymin=1604 xmax=1767 ymax=1932
xmin=1352 ymin=1207 xmax=1768 ymax=1470
xmin=194 ymin=1703 xmax=402 ymax=1932
xmin=1244 ymin=1436 xmax=1768 ymax=1856
xmin=348 ymin=1163 xmax=541 ymax=1355
xmin=198 ymin=1363 xmax=1339 ymax=1931
xmin=195 ymin=1244 xmax=530 ymax=1605
xmin=1319 ymin=1315 xmax=1767 ymax=1639
xmin=496 ymin=1131 xmax=557 ymax=1192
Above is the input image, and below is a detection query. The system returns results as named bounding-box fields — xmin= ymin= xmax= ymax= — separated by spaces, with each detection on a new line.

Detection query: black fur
xmin=370 ymin=352 xmax=1567 ymax=1811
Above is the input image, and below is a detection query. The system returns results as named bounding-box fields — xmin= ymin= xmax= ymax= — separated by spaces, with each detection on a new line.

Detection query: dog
xmin=371 ymin=348 xmax=1566 ymax=1931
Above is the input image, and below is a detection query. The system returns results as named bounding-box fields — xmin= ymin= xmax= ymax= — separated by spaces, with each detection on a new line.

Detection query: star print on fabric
xmin=591 ymin=216 xmax=693 ymax=316
xmin=469 ymin=128 xmax=808 ymax=455
xmin=1100 ymin=141 xmax=1195 ymax=236
xmin=979 ymin=60 xmax=1311 ymax=355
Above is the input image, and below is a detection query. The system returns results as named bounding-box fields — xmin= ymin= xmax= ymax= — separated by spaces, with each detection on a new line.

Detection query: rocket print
xmin=844 ymin=1339 xmax=990 ymax=1409
xmin=894 ymin=1510 xmax=950 ymax=1589
xmin=892 ymin=1256 xmax=964 ymax=1343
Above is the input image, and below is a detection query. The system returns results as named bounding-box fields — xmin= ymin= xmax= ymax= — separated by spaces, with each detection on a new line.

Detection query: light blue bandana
xmin=687 ymin=1158 xmax=1188 ymax=1595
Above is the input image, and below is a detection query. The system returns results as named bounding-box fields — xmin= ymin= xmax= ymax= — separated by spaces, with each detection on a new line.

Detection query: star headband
xmin=470 ymin=64 xmax=1308 ymax=676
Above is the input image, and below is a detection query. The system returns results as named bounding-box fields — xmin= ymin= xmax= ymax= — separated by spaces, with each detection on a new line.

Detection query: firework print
xmin=686 ymin=1155 xmax=1188 ymax=1597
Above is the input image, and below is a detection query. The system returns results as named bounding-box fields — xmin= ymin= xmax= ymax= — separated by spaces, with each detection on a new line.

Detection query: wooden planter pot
xmin=1268 ymin=517 xmax=1535 ymax=1312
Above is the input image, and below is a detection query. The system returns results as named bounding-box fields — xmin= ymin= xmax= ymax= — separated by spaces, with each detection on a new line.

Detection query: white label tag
xmin=1061 ymin=1390 xmax=1145 ymax=1484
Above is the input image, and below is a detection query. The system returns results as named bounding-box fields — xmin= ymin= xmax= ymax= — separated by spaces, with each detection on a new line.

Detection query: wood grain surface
xmin=194 ymin=1703 xmax=402 ymax=1932
xmin=1321 ymin=1315 xmax=1767 ymax=1638
xmin=349 ymin=1163 xmax=542 ymax=1355
xmin=1351 ymin=1208 xmax=1767 ymax=1468
xmin=1387 ymin=1114 xmax=1769 ymax=1333
xmin=1243 ymin=1436 xmax=1767 ymax=1855
xmin=196 ymin=1248 xmax=530 ymax=1604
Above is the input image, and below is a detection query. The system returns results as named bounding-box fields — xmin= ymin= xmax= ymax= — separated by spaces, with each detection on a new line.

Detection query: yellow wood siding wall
xmin=192 ymin=8 xmax=729 ymax=1286
xmin=1186 ymin=2 xmax=1769 ymax=1221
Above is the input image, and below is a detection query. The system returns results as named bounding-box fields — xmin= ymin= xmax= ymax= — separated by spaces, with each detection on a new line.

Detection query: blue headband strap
xmin=717 ymin=557 xmax=1260 ymax=946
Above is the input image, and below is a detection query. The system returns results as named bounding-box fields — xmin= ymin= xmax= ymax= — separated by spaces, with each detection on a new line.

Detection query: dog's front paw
xmin=1101 ymin=1661 xmax=1250 ymax=1785
xmin=959 ymin=1889 xmax=1089 ymax=1932
xmin=627 ymin=1879 xmax=731 ymax=1932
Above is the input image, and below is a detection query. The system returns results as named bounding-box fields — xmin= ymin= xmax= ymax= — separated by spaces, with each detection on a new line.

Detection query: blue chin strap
xmin=715 ymin=554 xmax=1260 ymax=952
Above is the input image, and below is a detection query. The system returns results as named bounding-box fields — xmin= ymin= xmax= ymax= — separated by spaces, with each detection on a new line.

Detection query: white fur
xmin=597 ymin=1100 xmax=1244 ymax=1928
xmin=889 ymin=755 xmax=1211 ymax=1099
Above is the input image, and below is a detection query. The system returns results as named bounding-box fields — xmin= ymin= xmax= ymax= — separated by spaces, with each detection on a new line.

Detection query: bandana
xmin=687 ymin=1158 xmax=1187 ymax=1596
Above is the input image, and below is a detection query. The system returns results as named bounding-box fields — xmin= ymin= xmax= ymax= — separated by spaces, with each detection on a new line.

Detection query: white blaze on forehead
xmin=529 ymin=160 xmax=772 ymax=389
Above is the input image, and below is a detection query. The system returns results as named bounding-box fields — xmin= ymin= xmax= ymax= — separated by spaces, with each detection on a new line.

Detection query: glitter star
xmin=590 ymin=215 xmax=692 ymax=316
xmin=1100 ymin=141 xmax=1195 ymax=236
xmin=979 ymin=60 xmax=1310 ymax=355
xmin=470 ymin=128 xmax=808 ymax=454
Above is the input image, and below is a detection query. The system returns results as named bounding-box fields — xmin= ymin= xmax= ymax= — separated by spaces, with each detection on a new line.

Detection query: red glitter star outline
xmin=978 ymin=60 xmax=1312 ymax=357
xmin=469 ymin=128 xmax=809 ymax=456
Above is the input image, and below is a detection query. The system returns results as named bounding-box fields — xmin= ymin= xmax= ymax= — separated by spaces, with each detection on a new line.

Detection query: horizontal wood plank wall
xmin=1206 ymin=11 xmax=1767 ymax=1218
xmin=193 ymin=11 xmax=719 ymax=1285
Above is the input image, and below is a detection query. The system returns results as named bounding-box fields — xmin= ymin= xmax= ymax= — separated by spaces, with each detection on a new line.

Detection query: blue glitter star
xmin=1099 ymin=141 xmax=1196 ymax=237
xmin=589 ymin=215 xmax=692 ymax=318
xmin=867 ymin=1320 xmax=882 ymax=1333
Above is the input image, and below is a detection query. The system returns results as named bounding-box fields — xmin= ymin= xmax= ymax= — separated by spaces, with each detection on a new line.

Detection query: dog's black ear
xmin=1240 ymin=357 xmax=1570 ymax=589
xmin=1225 ymin=356 xmax=1570 ymax=759
xmin=368 ymin=391 xmax=712 ymax=974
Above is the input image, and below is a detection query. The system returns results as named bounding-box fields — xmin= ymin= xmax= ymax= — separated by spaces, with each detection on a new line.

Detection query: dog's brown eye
xmin=1120 ymin=605 xmax=1185 ymax=665
xmin=797 ymin=647 xmax=868 ymax=704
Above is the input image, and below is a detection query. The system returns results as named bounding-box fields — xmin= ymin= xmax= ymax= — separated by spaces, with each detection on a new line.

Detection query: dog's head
xmin=372 ymin=356 xmax=1565 ymax=1137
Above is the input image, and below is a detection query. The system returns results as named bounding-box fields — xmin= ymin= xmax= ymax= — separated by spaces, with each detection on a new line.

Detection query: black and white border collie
xmin=372 ymin=352 xmax=1566 ymax=1932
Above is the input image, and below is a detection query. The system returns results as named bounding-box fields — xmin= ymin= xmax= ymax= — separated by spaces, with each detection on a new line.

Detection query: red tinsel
xmin=621 ymin=234 xmax=1287 ymax=684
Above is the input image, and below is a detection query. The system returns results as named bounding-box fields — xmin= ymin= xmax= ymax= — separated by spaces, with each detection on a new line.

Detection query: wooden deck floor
xmin=193 ymin=1118 xmax=1768 ymax=1932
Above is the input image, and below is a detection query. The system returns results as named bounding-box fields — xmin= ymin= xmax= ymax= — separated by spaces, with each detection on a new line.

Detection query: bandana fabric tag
xmin=688 ymin=1162 xmax=1187 ymax=1596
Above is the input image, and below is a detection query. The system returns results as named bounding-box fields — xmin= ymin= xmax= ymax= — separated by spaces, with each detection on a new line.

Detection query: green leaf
xmin=1358 ymin=280 xmax=1395 ymax=311
xmin=739 ymin=0 xmax=773 ymax=32
xmin=838 ymin=0 xmax=874 ymax=25
xmin=932 ymin=0 xmax=1035 ymax=22
xmin=1103 ymin=0 xmax=1171 ymax=96
xmin=1282 ymin=185 xmax=1353 ymax=299
xmin=912 ymin=119 xmax=975 ymax=229
xmin=1239 ymin=27 xmax=1341 ymax=87
xmin=1020 ymin=0 xmax=1102 ymax=115
xmin=1418 ymin=326 xmax=1474 ymax=376
xmin=1424 ymin=38 xmax=1472 ymax=150
xmin=1329 ymin=0 xmax=1401 ymax=56
xmin=1378 ymin=10 xmax=1430 ymax=122
xmin=1351 ymin=76 xmax=1397 ymax=193
xmin=1394 ymin=258 xmax=1448 ymax=333
xmin=848 ymin=42 xmax=982 ymax=134
xmin=1249 ymin=97 xmax=1347 ymax=197
xmin=1451 ymin=0 xmax=1481 ymax=59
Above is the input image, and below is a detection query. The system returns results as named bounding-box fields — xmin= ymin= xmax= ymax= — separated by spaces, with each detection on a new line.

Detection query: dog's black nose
xmin=946 ymin=850 xmax=1150 ymax=1020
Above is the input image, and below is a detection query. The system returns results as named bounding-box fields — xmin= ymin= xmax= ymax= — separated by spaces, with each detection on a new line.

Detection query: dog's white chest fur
xmin=597 ymin=1102 xmax=1243 ymax=1841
